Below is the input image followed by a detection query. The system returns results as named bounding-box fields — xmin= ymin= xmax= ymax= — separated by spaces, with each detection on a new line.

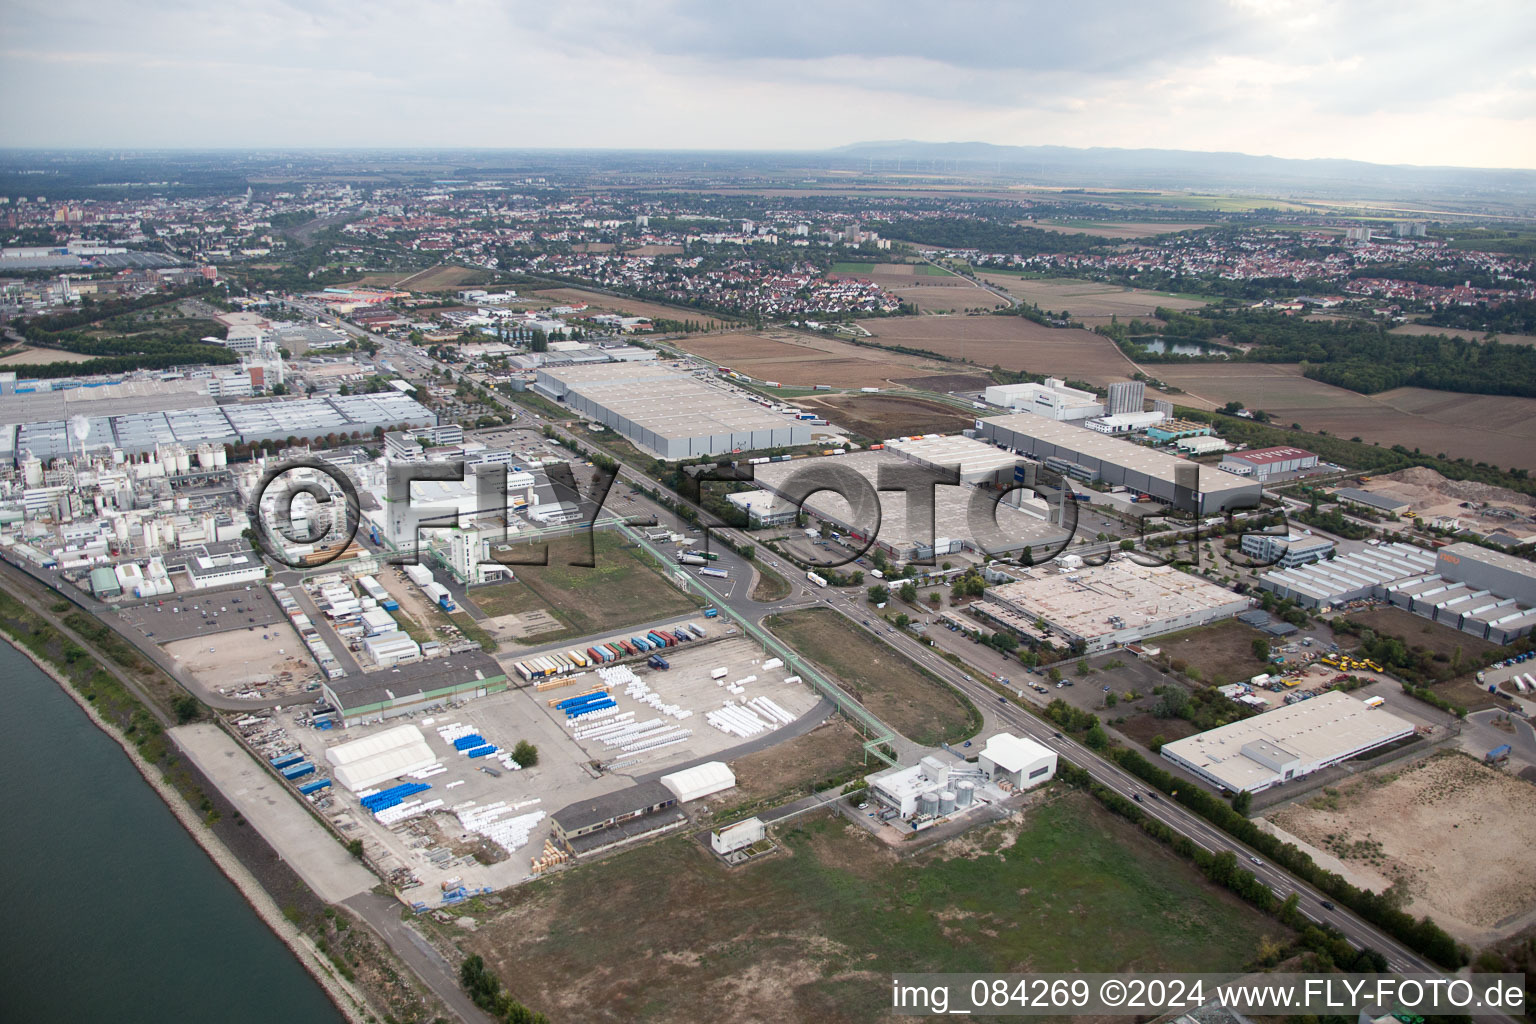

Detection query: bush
xmin=512 ymin=740 xmax=539 ymax=767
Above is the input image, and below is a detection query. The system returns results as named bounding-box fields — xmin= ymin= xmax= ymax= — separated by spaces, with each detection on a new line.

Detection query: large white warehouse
xmin=1160 ymin=692 xmax=1414 ymax=794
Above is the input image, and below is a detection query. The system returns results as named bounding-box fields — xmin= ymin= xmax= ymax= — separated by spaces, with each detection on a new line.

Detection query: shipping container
xmin=704 ymin=607 xmax=719 ymax=617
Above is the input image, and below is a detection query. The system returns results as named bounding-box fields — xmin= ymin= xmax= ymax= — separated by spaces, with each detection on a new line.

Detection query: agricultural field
xmin=1388 ymin=323 xmax=1536 ymax=346
xmin=1268 ymin=751 xmax=1536 ymax=943
xmin=621 ymin=244 xmax=684 ymax=256
xmin=858 ymin=314 xmax=1138 ymax=386
xmin=830 ymin=262 xmax=1007 ymax=313
xmin=765 ymin=608 xmax=978 ymax=746
xmin=976 ymin=274 xmax=1209 ymax=328
xmin=349 ymin=264 xmax=490 ymax=292
xmin=1153 ymin=363 xmax=1536 ymax=470
xmin=467 ymin=532 xmax=700 ymax=640
xmin=461 ymin=795 xmax=1286 ymax=1024
xmin=1159 ymin=619 xmax=1272 ymax=686
xmin=800 ymin=394 xmax=976 ymax=440
xmin=523 ymin=286 xmax=733 ymax=325
xmin=677 ymin=329 xmax=939 ymax=388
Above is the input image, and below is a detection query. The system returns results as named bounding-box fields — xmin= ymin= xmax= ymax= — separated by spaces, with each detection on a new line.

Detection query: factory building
xmin=1435 ymin=543 xmax=1536 ymax=608
xmin=1160 ymin=692 xmax=1415 ymax=793
xmin=1380 ymin=543 xmax=1536 ymax=643
xmin=1175 ymin=434 xmax=1230 ymax=456
xmin=881 ymin=433 xmax=1031 ymax=485
xmin=533 ymin=363 xmax=810 ymax=459
xmin=1106 ymin=380 xmax=1146 ymax=416
xmin=982 ymin=378 xmax=1103 ymax=420
xmin=550 ymin=780 xmax=684 ymax=857
xmin=980 ymin=556 xmax=1251 ymax=652
xmin=749 ymin=449 xmax=1069 ymax=561
xmin=1331 ymin=488 xmax=1411 ymax=515
xmin=1218 ymin=446 xmax=1319 ymax=482
xmin=1146 ymin=419 xmax=1215 ymax=444
xmin=977 ymin=733 xmax=1057 ymax=789
xmin=320 ymin=652 xmax=509 ymax=727
xmin=1240 ymin=531 xmax=1335 ymax=568
xmin=975 ymin=414 xmax=1262 ymax=515
xmin=1258 ymin=543 xmax=1437 ymax=609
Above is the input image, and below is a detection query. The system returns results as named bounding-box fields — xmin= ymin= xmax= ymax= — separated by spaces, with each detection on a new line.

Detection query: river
xmin=0 ymin=641 xmax=344 ymax=1024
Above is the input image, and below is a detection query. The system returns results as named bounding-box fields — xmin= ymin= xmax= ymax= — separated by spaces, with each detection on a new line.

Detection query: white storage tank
xmin=918 ymin=792 xmax=940 ymax=817
xmin=956 ymin=781 xmax=975 ymax=807
xmin=938 ymin=790 xmax=956 ymax=815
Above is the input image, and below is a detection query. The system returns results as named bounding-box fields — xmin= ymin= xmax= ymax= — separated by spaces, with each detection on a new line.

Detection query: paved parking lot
xmin=115 ymin=587 xmax=283 ymax=642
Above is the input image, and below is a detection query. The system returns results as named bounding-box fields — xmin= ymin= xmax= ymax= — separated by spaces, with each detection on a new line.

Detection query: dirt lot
xmin=1153 ymin=363 xmax=1536 ymax=470
xmin=801 ymin=393 xmax=976 ymax=440
xmin=1268 ymin=751 xmax=1536 ymax=942
xmin=858 ymin=314 xmax=1138 ymax=386
xmin=1116 ymin=712 xmax=1199 ymax=750
xmin=622 ymin=244 xmax=685 ymax=256
xmin=1160 ymin=619 xmax=1272 ymax=686
xmin=1343 ymin=606 xmax=1497 ymax=661
xmin=888 ymin=372 xmax=994 ymax=395
xmin=705 ymin=718 xmax=867 ymax=812
xmin=0 ymin=345 xmax=97 ymax=365
xmin=461 ymin=794 xmax=1282 ymax=1024
xmin=163 ymin=627 xmax=311 ymax=691
xmin=1356 ymin=467 xmax=1536 ymax=540
xmin=766 ymin=608 xmax=979 ymax=746
xmin=978 ymin=275 xmax=1208 ymax=328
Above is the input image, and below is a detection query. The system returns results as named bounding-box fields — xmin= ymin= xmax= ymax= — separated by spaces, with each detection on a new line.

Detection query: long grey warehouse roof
xmin=12 ymin=394 xmax=436 ymax=458
xmin=537 ymin=362 xmax=809 ymax=458
xmin=978 ymin=413 xmax=1258 ymax=498
xmin=1439 ymin=542 xmax=1536 ymax=579
xmin=1259 ymin=542 xmax=1436 ymax=606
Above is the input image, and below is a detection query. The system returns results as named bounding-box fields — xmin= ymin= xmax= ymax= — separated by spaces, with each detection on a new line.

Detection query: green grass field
xmin=468 ymin=531 xmax=700 ymax=638
xmin=766 ymin=608 xmax=979 ymax=746
xmin=831 ymin=261 xmax=881 ymax=273
xmin=462 ymin=795 xmax=1284 ymax=1023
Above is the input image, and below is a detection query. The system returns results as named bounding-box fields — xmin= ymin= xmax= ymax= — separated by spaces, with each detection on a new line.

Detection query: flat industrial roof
xmin=1225 ymin=446 xmax=1317 ymax=465
xmin=1440 ymin=542 xmax=1536 ymax=579
xmin=984 ymin=557 xmax=1246 ymax=640
xmin=1261 ymin=543 xmax=1436 ymax=601
xmin=540 ymin=363 xmax=794 ymax=440
xmin=751 ymin=451 xmax=1068 ymax=552
xmin=982 ymin=413 xmax=1257 ymax=496
xmin=1161 ymin=691 xmax=1414 ymax=791
xmin=883 ymin=433 xmax=1026 ymax=478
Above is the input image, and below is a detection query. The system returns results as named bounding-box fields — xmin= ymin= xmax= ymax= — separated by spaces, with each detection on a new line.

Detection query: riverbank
xmin=2 ymin=628 xmax=374 ymax=1024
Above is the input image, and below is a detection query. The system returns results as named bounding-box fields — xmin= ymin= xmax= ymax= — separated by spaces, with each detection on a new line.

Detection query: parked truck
xmin=704 ymin=607 xmax=719 ymax=618
xmin=648 ymin=654 xmax=670 ymax=670
xmin=677 ymin=554 xmax=708 ymax=566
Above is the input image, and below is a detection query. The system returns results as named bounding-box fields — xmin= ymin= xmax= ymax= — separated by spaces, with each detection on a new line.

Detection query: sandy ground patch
xmin=1268 ymin=752 xmax=1536 ymax=942
xmin=0 ymin=346 xmax=98 ymax=365
xmin=163 ymin=626 xmax=311 ymax=691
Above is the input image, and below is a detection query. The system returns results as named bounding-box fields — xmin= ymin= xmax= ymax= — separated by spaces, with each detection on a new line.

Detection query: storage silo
xmin=938 ymin=790 xmax=956 ymax=815
xmin=918 ymin=792 xmax=940 ymax=818
xmin=956 ymin=781 xmax=975 ymax=807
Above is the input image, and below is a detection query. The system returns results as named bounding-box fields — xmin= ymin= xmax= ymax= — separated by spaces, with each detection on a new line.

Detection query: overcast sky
xmin=2 ymin=0 xmax=1533 ymax=168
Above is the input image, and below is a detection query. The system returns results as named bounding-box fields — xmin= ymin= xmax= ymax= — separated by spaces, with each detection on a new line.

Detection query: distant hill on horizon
xmin=827 ymin=139 xmax=1536 ymax=197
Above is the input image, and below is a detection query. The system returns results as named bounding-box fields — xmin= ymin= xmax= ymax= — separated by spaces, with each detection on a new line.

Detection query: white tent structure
xmin=660 ymin=761 xmax=736 ymax=803
xmin=325 ymin=724 xmax=437 ymax=792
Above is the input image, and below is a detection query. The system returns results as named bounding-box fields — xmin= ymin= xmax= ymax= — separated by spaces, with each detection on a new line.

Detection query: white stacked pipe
xmin=750 ymin=696 xmax=796 ymax=725
xmin=409 ymin=764 xmax=447 ymax=779
xmin=377 ymin=798 xmax=444 ymax=826
xmin=762 ymin=658 xmax=783 ymax=671
xmin=563 ymin=704 xmax=624 ymax=728
xmin=737 ymin=675 xmax=758 ymax=686
xmin=570 ymin=712 xmax=638 ymax=740
xmin=621 ymin=729 xmax=692 ymax=752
